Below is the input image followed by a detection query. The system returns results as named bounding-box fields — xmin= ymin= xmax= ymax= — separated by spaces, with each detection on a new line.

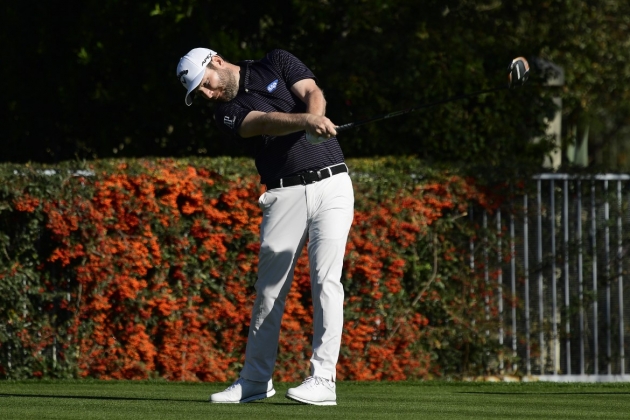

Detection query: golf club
xmin=335 ymin=57 xmax=529 ymax=133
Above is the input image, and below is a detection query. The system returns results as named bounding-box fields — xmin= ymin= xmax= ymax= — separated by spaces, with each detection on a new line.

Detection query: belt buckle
xmin=300 ymin=171 xmax=320 ymax=185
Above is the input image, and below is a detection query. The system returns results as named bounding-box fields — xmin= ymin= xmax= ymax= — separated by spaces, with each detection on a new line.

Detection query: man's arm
xmin=292 ymin=78 xmax=327 ymax=117
xmin=238 ymin=79 xmax=337 ymax=139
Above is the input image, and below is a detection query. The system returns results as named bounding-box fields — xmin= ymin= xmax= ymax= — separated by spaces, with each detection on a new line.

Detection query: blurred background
xmin=3 ymin=0 xmax=630 ymax=171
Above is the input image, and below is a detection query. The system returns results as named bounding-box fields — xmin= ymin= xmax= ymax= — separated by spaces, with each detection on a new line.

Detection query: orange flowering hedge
xmin=0 ymin=157 xmax=509 ymax=381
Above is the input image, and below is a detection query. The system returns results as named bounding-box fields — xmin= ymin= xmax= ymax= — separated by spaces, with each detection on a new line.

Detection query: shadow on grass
xmin=459 ymin=391 xmax=630 ymax=395
xmin=0 ymin=393 xmax=208 ymax=403
xmin=0 ymin=393 xmax=315 ymax=409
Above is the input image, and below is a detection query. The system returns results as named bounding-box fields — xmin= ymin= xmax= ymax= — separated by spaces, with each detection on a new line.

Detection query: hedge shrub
xmin=0 ymin=157 xmax=509 ymax=381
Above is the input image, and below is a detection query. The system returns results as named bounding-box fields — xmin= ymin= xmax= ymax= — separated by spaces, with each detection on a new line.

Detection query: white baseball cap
xmin=176 ymin=48 xmax=218 ymax=106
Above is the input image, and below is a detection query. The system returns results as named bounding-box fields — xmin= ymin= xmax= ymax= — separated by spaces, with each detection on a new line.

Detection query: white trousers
xmin=240 ymin=171 xmax=354 ymax=382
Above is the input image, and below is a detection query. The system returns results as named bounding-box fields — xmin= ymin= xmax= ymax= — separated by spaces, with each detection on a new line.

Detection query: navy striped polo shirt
xmin=213 ymin=49 xmax=345 ymax=185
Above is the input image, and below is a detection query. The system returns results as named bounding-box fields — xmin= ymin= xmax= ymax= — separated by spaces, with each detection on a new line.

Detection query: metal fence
xmin=473 ymin=174 xmax=630 ymax=381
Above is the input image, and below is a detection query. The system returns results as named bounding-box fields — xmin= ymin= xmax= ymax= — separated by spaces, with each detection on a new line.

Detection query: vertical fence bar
xmin=470 ymin=206 xmax=475 ymax=274
xmin=6 ymin=330 xmax=11 ymax=375
xmin=537 ymin=180 xmax=545 ymax=373
xmin=604 ymin=180 xmax=612 ymax=375
xmin=483 ymin=210 xmax=490 ymax=359
xmin=524 ymin=193 xmax=531 ymax=375
xmin=52 ymin=336 xmax=57 ymax=371
xmin=591 ymin=180 xmax=599 ymax=374
xmin=577 ymin=180 xmax=585 ymax=375
xmin=510 ymin=205 xmax=518 ymax=371
xmin=617 ymin=181 xmax=625 ymax=375
xmin=563 ymin=179 xmax=571 ymax=374
xmin=469 ymin=206 xmax=476 ymax=333
xmin=550 ymin=180 xmax=558 ymax=374
xmin=626 ymin=184 xmax=630 ymax=375
xmin=497 ymin=210 xmax=504 ymax=371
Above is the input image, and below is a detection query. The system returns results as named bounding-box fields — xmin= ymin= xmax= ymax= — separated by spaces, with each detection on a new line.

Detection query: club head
xmin=508 ymin=57 xmax=530 ymax=88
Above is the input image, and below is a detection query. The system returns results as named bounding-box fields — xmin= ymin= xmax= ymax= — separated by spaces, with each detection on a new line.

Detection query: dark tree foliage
xmin=2 ymin=1 xmax=627 ymax=167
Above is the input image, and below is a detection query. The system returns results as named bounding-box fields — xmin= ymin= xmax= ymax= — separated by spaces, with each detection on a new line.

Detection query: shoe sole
xmin=285 ymin=392 xmax=337 ymax=406
xmin=210 ymin=389 xmax=276 ymax=403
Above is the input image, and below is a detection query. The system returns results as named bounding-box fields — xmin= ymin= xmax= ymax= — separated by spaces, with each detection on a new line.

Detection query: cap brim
xmin=185 ymin=70 xmax=205 ymax=106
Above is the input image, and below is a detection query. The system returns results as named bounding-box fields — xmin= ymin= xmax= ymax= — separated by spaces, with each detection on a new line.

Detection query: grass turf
xmin=0 ymin=380 xmax=629 ymax=419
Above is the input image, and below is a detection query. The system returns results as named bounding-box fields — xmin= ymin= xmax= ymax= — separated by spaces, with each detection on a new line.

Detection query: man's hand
xmin=294 ymin=79 xmax=337 ymax=144
xmin=304 ymin=114 xmax=337 ymax=144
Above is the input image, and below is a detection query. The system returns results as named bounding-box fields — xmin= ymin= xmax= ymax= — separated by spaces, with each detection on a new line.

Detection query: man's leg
xmin=240 ymin=185 xmax=309 ymax=382
xmin=307 ymin=173 xmax=354 ymax=381
xmin=211 ymin=185 xmax=309 ymax=403
xmin=285 ymin=173 xmax=354 ymax=406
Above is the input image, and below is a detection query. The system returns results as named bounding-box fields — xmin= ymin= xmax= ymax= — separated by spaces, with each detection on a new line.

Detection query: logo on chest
xmin=266 ymin=79 xmax=279 ymax=93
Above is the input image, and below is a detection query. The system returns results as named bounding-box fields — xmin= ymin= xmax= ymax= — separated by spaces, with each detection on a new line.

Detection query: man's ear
xmin=211 ymin=55 xmax=225 ymax=67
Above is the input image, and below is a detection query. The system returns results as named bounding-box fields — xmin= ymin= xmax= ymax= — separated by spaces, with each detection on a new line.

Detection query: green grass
xmin=1 ymin=380 xmax=629 ymax=419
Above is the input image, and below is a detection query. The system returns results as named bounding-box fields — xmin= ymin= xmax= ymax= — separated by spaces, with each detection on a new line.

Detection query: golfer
xmin=176 ymin=47 xmax=354 ymax=406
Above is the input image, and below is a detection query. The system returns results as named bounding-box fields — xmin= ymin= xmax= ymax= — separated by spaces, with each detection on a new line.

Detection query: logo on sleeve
xmin=266 ymin=79 xmax=278 ymax=93
xmin=224 ymin=116 xmax=236 ymax=129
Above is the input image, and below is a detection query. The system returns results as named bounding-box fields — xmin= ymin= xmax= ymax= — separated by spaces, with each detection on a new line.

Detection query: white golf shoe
xmin=209 ymin=377 xmax=275 ymax=403
xmin=285 ymin=376 xmax=337 ymax=406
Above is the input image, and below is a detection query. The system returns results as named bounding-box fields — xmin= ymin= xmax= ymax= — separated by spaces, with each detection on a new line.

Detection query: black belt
xmin=265 ymin=163 xmax=348 ymax=190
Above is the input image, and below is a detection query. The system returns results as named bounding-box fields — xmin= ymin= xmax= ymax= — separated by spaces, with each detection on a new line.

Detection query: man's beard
xmin=215 ymin=67 xmax=238 ymax=102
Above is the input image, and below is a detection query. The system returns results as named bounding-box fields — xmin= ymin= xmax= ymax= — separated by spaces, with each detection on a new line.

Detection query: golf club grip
xmin=335 ymin=123 xmax=355 ymax=133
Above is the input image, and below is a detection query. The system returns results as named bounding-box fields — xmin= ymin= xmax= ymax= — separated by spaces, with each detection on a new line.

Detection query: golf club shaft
xmin=335 ymin=86 xmax=507 ymax=133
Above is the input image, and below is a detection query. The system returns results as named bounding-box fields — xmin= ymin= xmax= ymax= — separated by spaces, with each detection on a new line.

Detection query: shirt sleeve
xmin=214 ymin=101 xmax=250 ymax=138
xmin=269 ymin=49 xmax=317 ymax=87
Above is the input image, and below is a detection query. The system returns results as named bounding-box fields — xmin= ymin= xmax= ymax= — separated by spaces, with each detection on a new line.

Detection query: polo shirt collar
xmin=237 ymin=61 xmax=250 ymax=90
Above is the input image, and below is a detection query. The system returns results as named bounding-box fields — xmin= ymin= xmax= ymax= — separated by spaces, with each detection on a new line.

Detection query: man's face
xmin=194 ymin=62 xmax=238 ymax=103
